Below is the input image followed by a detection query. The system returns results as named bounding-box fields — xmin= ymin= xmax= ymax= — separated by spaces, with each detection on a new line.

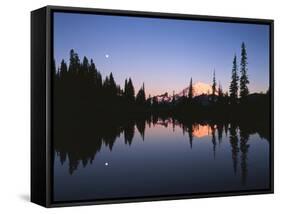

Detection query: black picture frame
xmin=31 ymin=5 xmax=274 ymax=208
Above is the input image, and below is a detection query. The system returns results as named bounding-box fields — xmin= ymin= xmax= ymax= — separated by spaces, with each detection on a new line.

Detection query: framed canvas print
xmin=31 ymin=6 xmax=274 ymax=207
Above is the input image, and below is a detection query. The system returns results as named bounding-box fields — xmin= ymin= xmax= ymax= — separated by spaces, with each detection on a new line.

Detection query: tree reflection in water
xmin=54 ymin=115 xmax=269 ymax=184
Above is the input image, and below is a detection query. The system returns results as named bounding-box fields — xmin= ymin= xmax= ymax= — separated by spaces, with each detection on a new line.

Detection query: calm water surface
xmin=53 ymin=119 xmax=269 ymax=202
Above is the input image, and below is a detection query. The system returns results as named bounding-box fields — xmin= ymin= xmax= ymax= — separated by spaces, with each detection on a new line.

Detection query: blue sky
xmin=54 ymin=12 xmax=270 ymax=96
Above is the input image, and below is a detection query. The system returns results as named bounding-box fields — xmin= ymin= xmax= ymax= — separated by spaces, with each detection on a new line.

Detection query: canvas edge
xmin=31 ymin=6 xmax=48 ymax=207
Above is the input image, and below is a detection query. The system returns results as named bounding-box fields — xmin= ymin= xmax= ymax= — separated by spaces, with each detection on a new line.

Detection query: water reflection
xmin=54 ymin=116 xmax=270 ymax=201
xmin=229 ymin=124 xmax=239 ymax=174
xmin=54 ymin=116 xmax=269 ymax=186
xmin=240 ymin=127 xmax=250 ymax=185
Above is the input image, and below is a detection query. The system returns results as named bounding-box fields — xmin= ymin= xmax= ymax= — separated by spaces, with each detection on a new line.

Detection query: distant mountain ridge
xmin=177 ymin=82 xmax=215 ymax=97
xmin=153 ymin=82 xmax=216 ymax=103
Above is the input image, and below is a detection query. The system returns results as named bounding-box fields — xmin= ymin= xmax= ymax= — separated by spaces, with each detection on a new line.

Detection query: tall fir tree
xmin=188 ymin=78 xmax=193 ymax=100
xmin=212 ymin=70 xmax=217 ymax=96
xmin=218 ymin=82 xmax=223 ymax=98
xmin=68 ymin=49 xmax=75 ymax=73
xmin=229 ymin=55 xmax=239 ymax=104
xmin=125 ymin=78 xmax=135 ymax=102
xmin=69 ymin=49 xmax=80 ymax=73
xmin=89 ymin=59 xmax=97 ymax=73
xmin=239 ymin=42 xmax=250 ymax=99
xmin=109 ymin=72 xmax=117 ymax=95
xmin=124 ymin=79 xmax=128 ymax=96
xmin=81 ymin=56 xmax=89 ymax=74
xmin=136 ymin=83 xmax=146 ymax=105
xmin=218 ymin=82 xmax=223 ymax=104
xmin=89 ymin=59 xmax=98 ymax=87
xmin=212 ymin=70 xmax=217 ymax=103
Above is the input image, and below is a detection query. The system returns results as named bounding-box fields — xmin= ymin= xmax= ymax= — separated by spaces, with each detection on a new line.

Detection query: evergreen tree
xmin=126 ymin=78 xmax=135 ymax=102
xmin=211 ymin=70 xmax=217 ymax=103
xmin=136 ymin=83 xmax=146 ymax=105
xmin=96 ymin=71 xmax=102 ymax=89
xmin=81 ymin=56 xmax=89 ymax=74
xmin=89 ymin=59 xmax=99 ymax=87
xmin=229 ymin=55 xmax=239 ymax=104
xmin=124 ymin=79 xmax=128 ymax=96
xmin=69 ymin=49 xmax=80 ymax=73
xmin=188 ymin=78 xmax=193 ymax=100
xmin=218 ymin=82 xmax=223 ymax=98
xmin=109 ymin=72 xmax=117 ymax=95
xmin=212 ymin=70 xmax=217 ymax=96
xmin=142 ymin=83 xmax=146 ymax=101
xmin=68 ymin=49 xmax=75 ymax=73
xmin=89 ymin=59 xmax=96 ymax=73
xmin=239 ymin=42 xmax=250 ymax=99
xmin=60 ymin=59 xmax=68 ymax=77
xmin=218 ymin=82 xmax=223 ymax=104
xmin=103 ymin=76 xmax=110 ymax=90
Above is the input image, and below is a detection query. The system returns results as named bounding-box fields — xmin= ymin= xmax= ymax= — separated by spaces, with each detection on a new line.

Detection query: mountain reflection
xmin=54 ymin=116 xmax=269 ymax=184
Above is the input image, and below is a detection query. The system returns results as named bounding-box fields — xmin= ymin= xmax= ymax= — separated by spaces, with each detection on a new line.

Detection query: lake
xmin=53 ymin=118 xmax=270 ymax=202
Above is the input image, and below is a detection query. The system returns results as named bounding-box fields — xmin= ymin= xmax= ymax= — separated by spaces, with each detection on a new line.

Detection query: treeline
xmin=53 ymin=43 xmax=269 ymax=122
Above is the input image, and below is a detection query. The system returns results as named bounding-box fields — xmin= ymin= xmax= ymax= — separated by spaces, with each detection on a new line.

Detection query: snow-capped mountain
xmin=177 ymin=82 xmax=214 ymax=97
xmin=153 ymin=82 xmax=215 ymax=103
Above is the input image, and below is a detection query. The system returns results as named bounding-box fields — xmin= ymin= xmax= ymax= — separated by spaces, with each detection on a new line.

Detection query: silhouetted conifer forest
xmin=54 ymin=46 xmax=269 ymax=122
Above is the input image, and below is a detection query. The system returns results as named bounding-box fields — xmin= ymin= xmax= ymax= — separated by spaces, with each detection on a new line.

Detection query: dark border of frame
xmin=44 ymin=5 xmax=274 ymax=207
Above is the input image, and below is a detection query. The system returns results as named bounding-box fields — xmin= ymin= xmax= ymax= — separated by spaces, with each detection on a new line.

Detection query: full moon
xmin=105 ymin=54 xmax=109 ymax=58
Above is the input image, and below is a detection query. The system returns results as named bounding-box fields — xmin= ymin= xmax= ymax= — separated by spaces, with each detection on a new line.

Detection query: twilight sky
xmin=54 ymin=12 xmax=270 ymax=96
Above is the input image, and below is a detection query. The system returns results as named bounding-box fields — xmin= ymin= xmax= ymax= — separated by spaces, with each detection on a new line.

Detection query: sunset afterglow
xmin=54 ymin=13 xmax=269 ymax=97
